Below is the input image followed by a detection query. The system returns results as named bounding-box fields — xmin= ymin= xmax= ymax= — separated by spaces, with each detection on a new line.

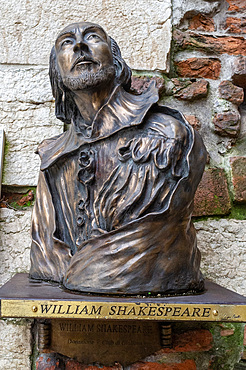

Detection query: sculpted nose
xmin=73 ymin=40 xmax=89 ymax=53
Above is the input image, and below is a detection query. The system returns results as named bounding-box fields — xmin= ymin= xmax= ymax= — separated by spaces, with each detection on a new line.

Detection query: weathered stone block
xmin=226 ymin=17 xmax=246 ymax=34
xmin=173 ymin=30 xmax=246 ymax=56
xmin=175 ymin=58 xmax=221 ymax=79
xmin=196 ymin=218 xmax=246 ymax=296
xmin=0 ymin=66 xmax=63 ymax=186
xmin=193 ymin=168 xmax=231 ymax=217
xmin=213 ymin=111 xmax=241 ymax=138
xmin=0 ymin=208 xmax=32 ymax=287
xmin=1 ymin=101 xmax=62 ymax=186
xmin=232 ymin=56 xmax=246 ymax=88
xmin=0 ymin=207 xmax=33 ymax=370
xmin=219 ymin=81 xmax=244 ymax=105
xmin=0 ymin=0 xmax=172 ymax=71
xmin=189 ymin=14 xmax=215 ymax=31
xmin=230 ymin=157 xmax=246 ymax=203
xmin=0 ymin=65 xmax=52 ymax=103
xmin=0 ymin=319 xmax=32 ymax=370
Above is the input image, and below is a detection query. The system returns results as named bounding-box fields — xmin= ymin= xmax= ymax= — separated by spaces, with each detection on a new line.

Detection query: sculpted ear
xmin=49 ymin=46 xmax=72 ymax=124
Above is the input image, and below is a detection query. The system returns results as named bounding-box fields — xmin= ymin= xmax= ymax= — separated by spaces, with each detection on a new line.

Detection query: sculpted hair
xmin=49 ymin=37 xmax=132 ymax=124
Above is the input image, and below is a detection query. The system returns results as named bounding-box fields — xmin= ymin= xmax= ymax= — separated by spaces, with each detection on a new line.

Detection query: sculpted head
xmin=49 ymin=22 xmax=131 ymax=123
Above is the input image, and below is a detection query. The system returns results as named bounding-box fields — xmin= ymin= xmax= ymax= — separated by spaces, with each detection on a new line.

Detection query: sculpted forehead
xmin=56 ymin=22 xmax=109 ymax=42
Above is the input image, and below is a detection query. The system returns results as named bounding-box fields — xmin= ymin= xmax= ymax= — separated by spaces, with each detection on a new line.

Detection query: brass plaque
xmin=51 ymin=319 xmax=161 ymax=365
xmin=1 ymin=299 xmax=246 ymax=322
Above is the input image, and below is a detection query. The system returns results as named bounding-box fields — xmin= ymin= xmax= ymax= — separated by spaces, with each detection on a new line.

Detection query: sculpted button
xmin=77 ymin=216 xmax=84 ymax=226
xmin=78 ymin=200 xmax=85 ymax=210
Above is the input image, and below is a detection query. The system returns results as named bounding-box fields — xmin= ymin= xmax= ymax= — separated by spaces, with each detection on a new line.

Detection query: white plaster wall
xmin=0 ymin=0 xmax=172 ymax=70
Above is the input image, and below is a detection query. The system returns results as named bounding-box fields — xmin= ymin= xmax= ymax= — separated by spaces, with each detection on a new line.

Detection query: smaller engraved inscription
xmin=51 ymin=319 xmax=161 ymax=365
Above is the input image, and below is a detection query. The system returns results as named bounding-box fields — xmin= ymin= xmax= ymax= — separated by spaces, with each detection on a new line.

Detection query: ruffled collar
xmin=38 ymin=82 xmax=159 ymax=170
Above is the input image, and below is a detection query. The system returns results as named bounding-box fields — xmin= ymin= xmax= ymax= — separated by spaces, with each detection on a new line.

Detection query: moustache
xmin=71 ymin=55 xmax=99 ymax=71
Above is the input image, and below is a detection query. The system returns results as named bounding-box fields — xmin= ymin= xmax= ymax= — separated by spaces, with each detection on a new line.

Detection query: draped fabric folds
xmin=30 ymin=84 xmax=207 ymax=295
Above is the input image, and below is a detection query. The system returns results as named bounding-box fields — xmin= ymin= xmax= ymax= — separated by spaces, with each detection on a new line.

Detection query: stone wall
xmin=0 ymin=0 xmax=245 ymax=369
xmin=163 ymin=0 xmax=246 ymax=301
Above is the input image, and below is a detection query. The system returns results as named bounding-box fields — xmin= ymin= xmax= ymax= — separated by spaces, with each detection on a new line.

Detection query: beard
xmin=62 ymin=65 xmax=115 ymax=91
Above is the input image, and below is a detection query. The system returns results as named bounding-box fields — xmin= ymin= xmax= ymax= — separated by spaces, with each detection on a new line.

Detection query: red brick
xmin=193 ymin=168 xmax=231 ymax=217
xmin=230 ymin=156 xmax=246 ymax=203
xmin=226 ymin=17 xmax=246 ymax=34
xmin=131 ymin=76 xmax=165 ymax=95
xmin=36 ymin=353 xmax=64 ymax=370
xmin=173 ymin=30 xmax=246 ymax=56
xmin=161 ymin=329 xmax=213 ymax=353
xmin=65 ymin=361 xmax=121 ymax=370
xmin=226 ymin=0 xmax=246 ymax=12
xmin=189 ymin=14 xmax=215 ymax=32
xmin=175 ymin=58 xmax=221 ymax=79
xmin=213 ymin=111 xmax=241 ymax=138
xmin=184 ymin=115 xmax=201 ymax=130
xmin=219 ymin=81 xmax=244 ymax=105
xmin=174 ymin=79 xmax=208 ymax=100
xmin=171 ymin=78 xmax=191 ymax=91
xmin=232 ymin=56 xmax=246 ymax=88
xmin=130 ymin=359 xmax=196 ymax=370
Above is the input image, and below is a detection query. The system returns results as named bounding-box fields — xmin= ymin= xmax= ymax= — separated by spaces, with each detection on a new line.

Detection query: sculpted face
xmin=55 ymin=22 xmax=115 ymax=90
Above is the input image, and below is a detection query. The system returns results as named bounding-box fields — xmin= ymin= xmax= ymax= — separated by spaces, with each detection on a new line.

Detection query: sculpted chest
xmin=45 ymin=126 xmax=141 ymax=252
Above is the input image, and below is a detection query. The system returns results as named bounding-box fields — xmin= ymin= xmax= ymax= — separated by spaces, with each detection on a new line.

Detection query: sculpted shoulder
xmin=143 ymin=107 xmax=190 ymax=143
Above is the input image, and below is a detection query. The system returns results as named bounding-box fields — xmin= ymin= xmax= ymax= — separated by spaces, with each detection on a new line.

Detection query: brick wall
xmin=0 ymin=0 xmax=246 ymax=369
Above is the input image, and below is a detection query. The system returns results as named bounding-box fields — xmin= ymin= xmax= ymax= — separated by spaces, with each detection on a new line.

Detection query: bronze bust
xmin=30 ymin=22 xmax=207 ymax=295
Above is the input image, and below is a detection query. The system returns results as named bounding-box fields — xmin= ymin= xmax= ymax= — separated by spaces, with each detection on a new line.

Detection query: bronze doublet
xmin=30 ymin=83 xmax=207 ymax=294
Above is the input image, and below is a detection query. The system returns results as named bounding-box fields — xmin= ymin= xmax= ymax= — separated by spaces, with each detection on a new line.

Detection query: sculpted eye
xmin=85 ymin=33 xmax=101 ymax=42
xmin=61 ymin=39 xmax=74 ymax=47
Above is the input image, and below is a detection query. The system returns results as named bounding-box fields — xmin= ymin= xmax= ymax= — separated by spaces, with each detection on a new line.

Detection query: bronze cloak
xmin=30 ymin=83 xmax=207 ymax=294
